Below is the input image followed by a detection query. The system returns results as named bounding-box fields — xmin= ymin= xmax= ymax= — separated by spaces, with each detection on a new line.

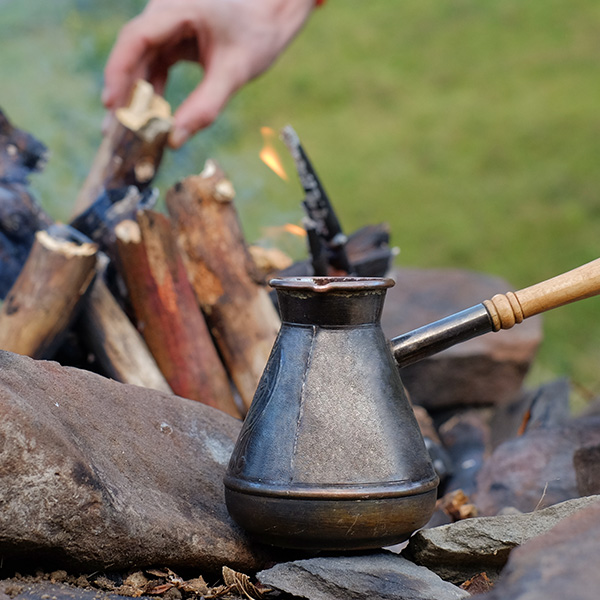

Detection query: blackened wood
xmin=281 ymin=125 xmax=351 ymax=273
xmin=73 ymin=80 xmax=172 ymax=218
xmin=0 ymin=107 xmax=48 ymax=183
xmin=71 ymin=185 xmax=158 ymax=308
xmin=71 ymin=186 xmax=157 ymax=262
xmin=574 ymin=444 xmax=600 ymax=496
xmin=438 ymin=409 xmax=491 ymax=496
xmin=275 ymin=223 xmax=394 ymax=279
xmin=115 ymin=210 xmax=240 ymax=417
xmin=0 ymin=108 xmax=53 ymax=297
xmin=0 ymin=226 xmax=97 ymax=358
xmin=166 ymin=161 xmax=280 ymax=413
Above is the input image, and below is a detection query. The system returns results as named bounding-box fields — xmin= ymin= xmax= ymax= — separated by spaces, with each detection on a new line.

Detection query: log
xmin=281 ymin=125 xmax=352 ymax=273
xmin=166 ymin=161 xmax=281 ymax=413
xmin=0 ymin=226 xmax=97 ymax=358
xmin=115 ymin=210 xmax=240 ymax=417
xmin=72 ymin=80 xmax=172 ymax=218
xmin=275 ymin=223 xmax=395 ymax=279
xmin=1 ymin=107 xmax=53 ymax=297
xmin=0 ymin=107 xmax=49 ymax=182
xmin=79 ymin=274 xmax=172 ymax=394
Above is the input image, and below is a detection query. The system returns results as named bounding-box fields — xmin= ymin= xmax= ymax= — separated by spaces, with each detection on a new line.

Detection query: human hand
xmin=102 ymin=0 xmax=315 ymax=148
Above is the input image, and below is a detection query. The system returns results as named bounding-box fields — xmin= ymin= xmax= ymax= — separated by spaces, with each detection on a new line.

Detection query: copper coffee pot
xmin=224 ymin=259 xmax=600 ymax=551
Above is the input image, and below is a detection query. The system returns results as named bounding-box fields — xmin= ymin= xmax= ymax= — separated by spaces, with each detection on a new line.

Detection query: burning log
xmin=281 ymin=125 xmax=352 ymax=274
xmin=115 ymin=209 xmax=240 ymax=417
xmin=166 ymin=161 xmax=280 ymax=413
xmin=0 ymin=225 xmax=97 ymax=358
xmin=72 ymin=80 xmax=172 ymax=218
xmin=276 ymin=222 xmax=395 ymax=279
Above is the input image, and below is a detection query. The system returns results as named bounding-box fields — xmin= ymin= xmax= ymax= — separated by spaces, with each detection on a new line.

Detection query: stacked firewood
xmin=0 ymin=81 xmax=394 ymax=418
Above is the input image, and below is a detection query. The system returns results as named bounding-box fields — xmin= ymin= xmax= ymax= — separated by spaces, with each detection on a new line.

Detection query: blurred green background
xmin=3 ymin=0 xmax=600 ymax=407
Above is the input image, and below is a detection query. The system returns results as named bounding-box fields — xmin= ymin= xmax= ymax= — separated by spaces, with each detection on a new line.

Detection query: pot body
xmin=224 ymin=277 xmax=438 ymax=550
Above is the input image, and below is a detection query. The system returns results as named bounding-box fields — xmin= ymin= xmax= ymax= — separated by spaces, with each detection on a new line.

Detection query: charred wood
xmin=275 ymin=222 xmax=394 ymax=279
xmin=0 ymin=107 xmax=48 ymax=182
xmin=281 ymin=125 xmax=352 ymax=273
xmin=0 ymin=108 xmax=53 ymax=297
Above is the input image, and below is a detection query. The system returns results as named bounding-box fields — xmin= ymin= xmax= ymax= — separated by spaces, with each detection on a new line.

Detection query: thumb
xmin=169 ymin=59 xmax=243 ymax=148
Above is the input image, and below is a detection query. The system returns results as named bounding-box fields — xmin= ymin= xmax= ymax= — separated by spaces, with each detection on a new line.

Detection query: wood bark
xmin=166 ymin=160 xmax=280 ymax=413
xmin=80 ymin=275 xmax=172 ymax=394
xmin=73 ymin=80 xmax=172 ymax=218
xmin=0 ymin=228 xmax=97 ymax=358
xmin=115 ymin=209 xmax=240 ymax=417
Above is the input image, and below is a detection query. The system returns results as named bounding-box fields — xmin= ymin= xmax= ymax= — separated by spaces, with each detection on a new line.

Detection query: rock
xmin=403 ymin=495 xmax=600 ymax=584
xmin=0 ymin=350 xmax=279 ymax=574
xmin=474 ymin=414 xmax=600 ymax=515
xmin=0 ymin=579 xmax=142 ymax=600
xmin=381 ymin=267 xmax=542 ymax=410
xmin=257 ymin=551 xmax=469 ymax=600
xmin=489 ymin=378 xmax=571 ymax=449
xmin=480 ymin=500 xmax=600 ymax=600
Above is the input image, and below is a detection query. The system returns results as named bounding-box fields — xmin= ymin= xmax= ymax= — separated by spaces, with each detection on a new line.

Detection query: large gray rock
xmin=474 ymin=415 xmax=600 ymax=515
xmin=257 ymin=552 xmax=468 ymax=600
xmin=481 ymin=500 xmax=600 ymax=600
xmin=403 ymin=495 xmax=600 ymax=584
xmin=0 ymin=350 xmax=278 ymax=573
xmin=381 ymin=268 xmax=542 ymax=410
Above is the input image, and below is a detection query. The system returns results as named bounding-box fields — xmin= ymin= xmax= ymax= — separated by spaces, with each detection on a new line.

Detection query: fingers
xmin=102 ymin=7 xmax=195 ymax=110
xmin=169 ymin=55 xmax=243 ymax=148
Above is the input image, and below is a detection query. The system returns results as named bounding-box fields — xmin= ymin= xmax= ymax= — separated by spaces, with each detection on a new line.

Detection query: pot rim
xmin=269 ymin=276 xmax=395 ymax=293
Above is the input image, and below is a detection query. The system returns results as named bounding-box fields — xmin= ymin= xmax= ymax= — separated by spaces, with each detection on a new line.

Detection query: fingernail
xmin=169 ymin=126 xmax=190 ymax=149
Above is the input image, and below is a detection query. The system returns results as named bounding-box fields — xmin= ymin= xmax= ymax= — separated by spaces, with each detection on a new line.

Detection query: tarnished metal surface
xmin=391 ymin=304 xmax=493 ymax=368
xmin=224 ymin=277 xmax=439 ymax=550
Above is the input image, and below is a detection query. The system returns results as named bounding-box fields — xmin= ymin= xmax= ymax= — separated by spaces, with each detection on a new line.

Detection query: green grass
xmin=3 ymin=0 xmax=600 ymax=408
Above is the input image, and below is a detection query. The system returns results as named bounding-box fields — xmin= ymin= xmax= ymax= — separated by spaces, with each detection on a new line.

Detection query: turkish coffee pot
xmin=224 ymin=258 xmax=600 ymax=550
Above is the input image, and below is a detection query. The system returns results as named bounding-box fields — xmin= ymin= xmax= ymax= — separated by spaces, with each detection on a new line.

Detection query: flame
xmin=262 ymin=223 xmax=307 ymax=239
xmin=259 ymin=127 xmax=288 ymax=181
xmin=282 ymin=223 xmax=306 ymax=237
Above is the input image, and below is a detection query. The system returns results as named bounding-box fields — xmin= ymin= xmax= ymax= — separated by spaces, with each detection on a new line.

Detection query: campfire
xmin=0 ymin=80 xmax=394 ymax=419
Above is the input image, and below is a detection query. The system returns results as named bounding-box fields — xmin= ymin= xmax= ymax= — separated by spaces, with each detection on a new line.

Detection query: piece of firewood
xmin=72 ymin=80 xmax=172 ymax=218
xmin=166 ymin=161 xmax=281 ymax=413
xmin=1 ymin=107 xmax=53 ymax=297
xmin=0 ymin=107 xmax=49 ymax=182
xmin=115 ymin=210 xmax=240 ymax=417
xmin=0 ymin=226 xmax=97 ymax=358
xmin=79 ymin=274 xmax=172 ymax=394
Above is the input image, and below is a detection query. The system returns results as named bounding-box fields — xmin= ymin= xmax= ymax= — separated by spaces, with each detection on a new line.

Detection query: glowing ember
xmin=259 ymin=127 xmax=288 ymax=181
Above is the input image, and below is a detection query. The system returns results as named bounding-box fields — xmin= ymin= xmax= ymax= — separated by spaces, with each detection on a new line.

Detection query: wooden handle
xmin=483 ymin=258 xmax=600 ymax=331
